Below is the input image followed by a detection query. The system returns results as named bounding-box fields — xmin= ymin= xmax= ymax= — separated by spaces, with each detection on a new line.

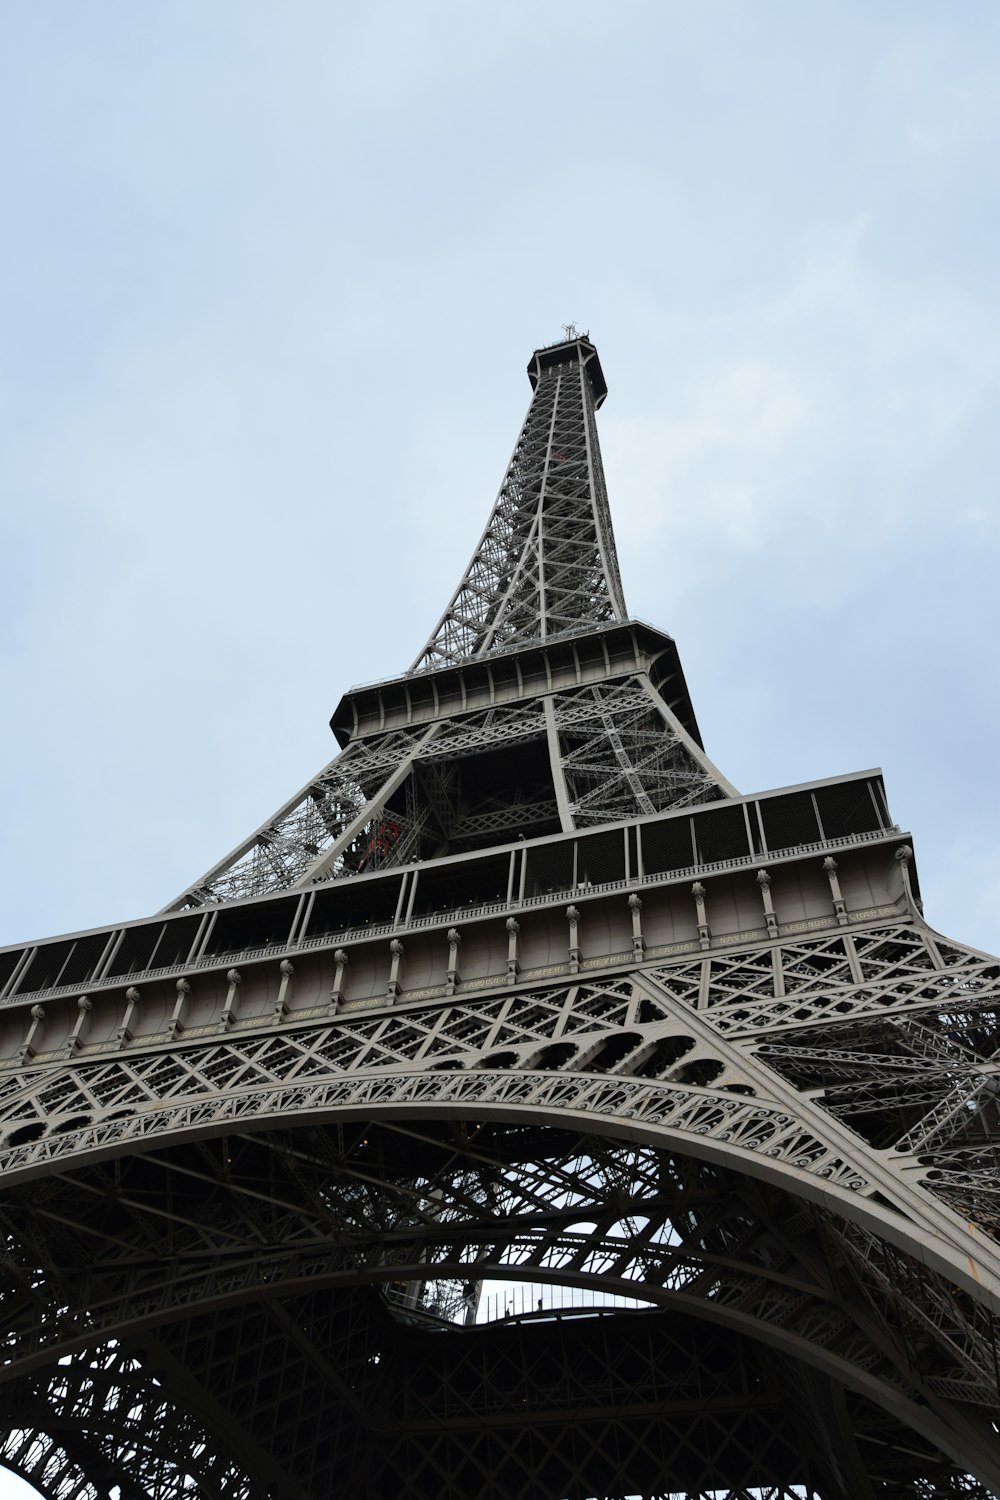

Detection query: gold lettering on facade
xmin=718 ymin=929 xmax=766 ymax=946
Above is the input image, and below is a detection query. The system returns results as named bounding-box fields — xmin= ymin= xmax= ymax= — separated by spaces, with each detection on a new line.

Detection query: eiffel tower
xmin=2 ymin=334 xmax=999 ymax=1500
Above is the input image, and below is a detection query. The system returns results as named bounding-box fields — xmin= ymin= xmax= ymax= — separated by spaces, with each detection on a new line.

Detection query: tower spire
xmin=161 ymin=336 xmax=733 ymax=908
xmin=412 ymin=336 xmax=627 ymax=671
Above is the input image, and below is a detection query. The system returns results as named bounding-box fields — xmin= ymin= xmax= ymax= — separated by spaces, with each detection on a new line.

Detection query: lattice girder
xmin=413 ymin=338 xmax=626 ymax=670
xmin=3 ymin=921 xmax=1000 ymax=1494
xmin=0 ymin=1134 xmax=995 ymax=1500
xmin=161 ymin=335 xmax=731 ymax=910
xmin=166 ymin=659 xmax=733 ymax=908
xmin=0 ymin=1341 xmax=260 ymax=1498
xmin=4 ymin=918 xmax=1000 ymax=1254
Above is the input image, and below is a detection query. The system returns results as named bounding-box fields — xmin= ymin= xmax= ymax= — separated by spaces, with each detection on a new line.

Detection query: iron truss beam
xmin=413 ymin=337 xmax=626 ymax=669
xmin=2 ymin=928 xmax=1000 ymax=1492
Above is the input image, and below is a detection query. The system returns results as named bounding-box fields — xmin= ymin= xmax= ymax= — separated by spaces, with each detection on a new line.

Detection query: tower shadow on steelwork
xmin=1 ymin=336 xmax=999 ymax=1499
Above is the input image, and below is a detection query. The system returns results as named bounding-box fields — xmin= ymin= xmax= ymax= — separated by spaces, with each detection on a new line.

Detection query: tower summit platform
xmin=528 ymin=332 xmax=608 ymax=407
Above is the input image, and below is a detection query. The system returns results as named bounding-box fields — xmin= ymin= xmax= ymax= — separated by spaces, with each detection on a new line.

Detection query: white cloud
xmin=0 ymin=1 xmax=997 ymax=964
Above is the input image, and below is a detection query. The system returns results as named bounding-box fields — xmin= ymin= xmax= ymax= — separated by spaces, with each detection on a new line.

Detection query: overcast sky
xmin=1 ymin=4 xmax=999 ymax=1482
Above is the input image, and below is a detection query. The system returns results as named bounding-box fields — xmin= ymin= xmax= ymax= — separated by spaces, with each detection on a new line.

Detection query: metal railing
xmin=4 ymin=825 xmax=901 ymax=1006
xmin=476 ymin=1281 xmax=656 ymax=1325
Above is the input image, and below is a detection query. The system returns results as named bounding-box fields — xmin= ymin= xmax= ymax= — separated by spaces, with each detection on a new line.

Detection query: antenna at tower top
xmin=562 ymin=322 xmax=579 ymax=341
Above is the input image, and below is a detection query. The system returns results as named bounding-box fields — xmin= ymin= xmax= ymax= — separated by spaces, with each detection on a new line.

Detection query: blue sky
xmin=1 ymin=3 xmax=999 ymax=1493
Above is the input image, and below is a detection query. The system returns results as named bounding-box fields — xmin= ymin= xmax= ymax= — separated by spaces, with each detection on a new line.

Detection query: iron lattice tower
xmin=2 ymin=336 xmax=999 ymax=1500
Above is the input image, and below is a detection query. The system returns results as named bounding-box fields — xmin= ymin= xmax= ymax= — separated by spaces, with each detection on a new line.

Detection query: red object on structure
xmin=359 ymin=819 xmax=401 ymax=869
